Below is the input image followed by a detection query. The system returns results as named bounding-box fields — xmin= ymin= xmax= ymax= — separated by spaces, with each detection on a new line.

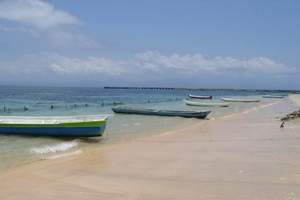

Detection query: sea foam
xmin=47 ymin=150 xmax=82 ymax=160
xmin=30 ymin=140 xmax=79 ymax=155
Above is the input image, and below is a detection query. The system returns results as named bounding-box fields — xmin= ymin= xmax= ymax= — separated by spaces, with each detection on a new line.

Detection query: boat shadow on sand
xmin=1 ymin=134 xmax=105 ymax=144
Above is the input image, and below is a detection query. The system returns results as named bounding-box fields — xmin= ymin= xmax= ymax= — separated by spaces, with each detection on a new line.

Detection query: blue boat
xmin=0 ymin=115 xmax=108 ymax=137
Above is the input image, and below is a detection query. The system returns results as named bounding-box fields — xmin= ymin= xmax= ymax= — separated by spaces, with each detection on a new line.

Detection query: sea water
xmin=0 ymin=86 xmax=288 ymax=172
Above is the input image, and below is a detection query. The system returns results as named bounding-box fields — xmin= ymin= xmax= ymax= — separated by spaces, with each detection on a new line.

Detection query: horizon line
xmin=0 ymin=84 xmax=299 ymax=92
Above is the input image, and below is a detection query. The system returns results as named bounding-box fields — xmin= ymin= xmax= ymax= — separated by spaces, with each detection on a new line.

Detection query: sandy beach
xmin=0 ymin=96 xmax=300 ymax=200
xmin=290 ymin=95 xmax=300 ymax=107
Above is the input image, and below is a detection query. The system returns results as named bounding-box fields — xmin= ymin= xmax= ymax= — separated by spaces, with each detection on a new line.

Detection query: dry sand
xmin=290 ymin=94 xmax=300 ymax=107
xmin=0 ymin=99 xmax=300 ymax=200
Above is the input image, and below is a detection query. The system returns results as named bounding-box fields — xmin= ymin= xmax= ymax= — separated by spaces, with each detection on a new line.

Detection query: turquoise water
xmin=0 ymin=86 xmax=288 ymax=172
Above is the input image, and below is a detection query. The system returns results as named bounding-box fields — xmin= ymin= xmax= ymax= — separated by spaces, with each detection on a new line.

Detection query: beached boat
xmin=221 ymin=97 xmax=260 ymax=103
xmin=262 ymin=95 xmax=285 ymax=99
xmin=0 ymin=115 xmax=108 ymax=137
xmin=112 ymin=106 xmax=211 ymax=119
xmin=184 ymin=99 xmax=229 ymax=107
xmin=188 ymin=94 xmax=212 ymax=99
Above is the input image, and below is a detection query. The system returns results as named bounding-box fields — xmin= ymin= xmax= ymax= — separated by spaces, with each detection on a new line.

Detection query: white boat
xmin=221 ymin=97 xmax=260 ymax=103
xmin=188 ymin=94 xmax=212 ymax=99
xmin=184 ymin=99 xmax=229 ymax=107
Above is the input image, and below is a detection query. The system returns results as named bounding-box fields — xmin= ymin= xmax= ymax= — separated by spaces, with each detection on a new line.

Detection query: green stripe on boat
xmin=0 ymin=120 xmax=106 ymax=128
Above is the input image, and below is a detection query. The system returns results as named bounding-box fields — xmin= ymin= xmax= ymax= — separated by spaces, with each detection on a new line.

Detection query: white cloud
xmin=47 ymin=54 xmax=126 ymax=76
xmin=45 ymin=30 xmax=98 ymax=48
xmin=0 ymin=0 xmax=98 ymax=48
xmin=0 ymin=53 xmax=124 ymax=76
xmin=134 ymin=51 xmax=287 ymax=74
xmin=0 ymin=51 xmax=291 ymax=83
xmin=0 ymin=0 xmax=79 ymax=30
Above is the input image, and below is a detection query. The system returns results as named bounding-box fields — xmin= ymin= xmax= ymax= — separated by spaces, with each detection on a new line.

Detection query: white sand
xmin=290 ymin=94 xmax=300 ymax=107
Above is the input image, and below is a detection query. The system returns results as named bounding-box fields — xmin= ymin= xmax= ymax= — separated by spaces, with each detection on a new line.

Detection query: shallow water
xmin=0 ymin=86 xmax=288 ymax=172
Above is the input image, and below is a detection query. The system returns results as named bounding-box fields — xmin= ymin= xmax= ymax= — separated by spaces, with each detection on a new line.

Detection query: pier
xmin=104 ymin=86 xmax=176 ymax=90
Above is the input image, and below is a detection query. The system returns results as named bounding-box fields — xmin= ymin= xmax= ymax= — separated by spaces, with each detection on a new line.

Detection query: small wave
xmin=30 ymin=140 xmax=79 ymax=155
xmin=47 ymin=150 xmax=82 ymax=160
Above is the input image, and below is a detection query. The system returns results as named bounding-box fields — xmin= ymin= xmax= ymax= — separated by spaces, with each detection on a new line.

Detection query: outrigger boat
xmin=221 ymin=97 xmax=260 ymax=103
xmin=184 ymin=99 xmax=229 ymax=107
xmin=188 ymin=94 xmax=212 ymax=99
xmin=112 ymin=106 xmax=211 ymax=119
xmin=0 ymin=115 xmax=108 ymax=137
xmin=262 ymin=95 xmax=285 ymax=99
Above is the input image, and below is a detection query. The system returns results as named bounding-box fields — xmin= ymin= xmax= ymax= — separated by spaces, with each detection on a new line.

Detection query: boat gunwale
xmin=0 ymin=120 xmax=107 ymax=128
xmin=0 ymin=115 xmax=109 ymax=127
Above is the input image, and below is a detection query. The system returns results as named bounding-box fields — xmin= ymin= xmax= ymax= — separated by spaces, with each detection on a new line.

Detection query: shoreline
xmin=0 ymin=98 xmax=274 ymax=173
xmin=0 ymin=100 xmax=287 ymax=173
xmin=1 ymin=97 xmax=300 ymax=199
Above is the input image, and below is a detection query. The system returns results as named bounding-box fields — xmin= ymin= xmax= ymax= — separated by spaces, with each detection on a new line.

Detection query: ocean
xmin=0 ymin=86 xmax=289 ymax=172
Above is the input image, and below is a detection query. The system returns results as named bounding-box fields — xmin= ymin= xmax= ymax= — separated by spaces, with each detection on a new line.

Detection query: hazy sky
xmin=0 ymin=0 xmax=299 ymax=89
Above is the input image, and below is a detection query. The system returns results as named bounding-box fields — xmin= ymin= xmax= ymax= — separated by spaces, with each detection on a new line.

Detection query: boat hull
xmin=262 ymin=95 xmax=284 ymax=99
xmin=184 ymin=99 xmax=229 ymax=107
xmin=0 ymin=120 xmax=107 ymax=137
xmin=221 ymin=98 xmax=260 ymax=103
xmin=188 ymin=94 xmax=212 ymax=99
xmin=112 ymin=107 xmax=211 ymax=119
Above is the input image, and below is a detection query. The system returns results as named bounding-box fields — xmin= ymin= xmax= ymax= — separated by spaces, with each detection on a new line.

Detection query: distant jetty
xmin=104 ymin=86 xmax=176 ymax=90
xmin=104 ymin=86 xmax=300 ymax=93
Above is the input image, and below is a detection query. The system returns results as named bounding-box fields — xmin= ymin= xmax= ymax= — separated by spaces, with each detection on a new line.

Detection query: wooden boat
xmin=262 ymin=95 xmax=285 ymax=99
xmin=188 ymin=94 xmax=212 ymax=99
xmin=0 ymin=115 xmax=108 ymax=137
xmin=221 ymin=97 xmax=260 ymax=103
xmin=112 ymin=106 xmax=211 ymax=119
xmin=184 ymin=99 xmax=229 ymax=107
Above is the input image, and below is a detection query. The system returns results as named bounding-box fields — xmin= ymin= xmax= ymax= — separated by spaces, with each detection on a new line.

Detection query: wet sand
xmin=0 ymin=98 xmax=300 ymax=200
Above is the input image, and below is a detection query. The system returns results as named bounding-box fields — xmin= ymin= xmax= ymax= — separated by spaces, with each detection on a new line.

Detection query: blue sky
xmin=0 ymin=0 xmax=299 ymax=89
